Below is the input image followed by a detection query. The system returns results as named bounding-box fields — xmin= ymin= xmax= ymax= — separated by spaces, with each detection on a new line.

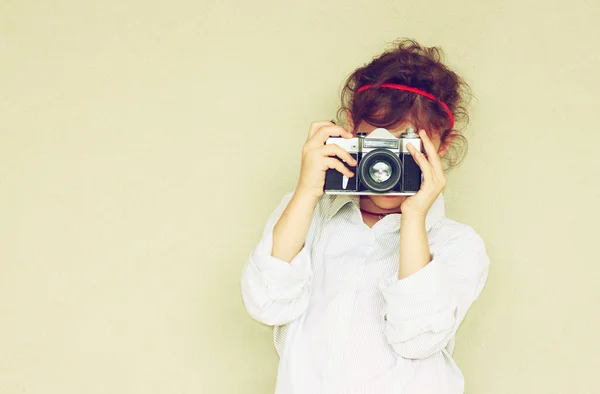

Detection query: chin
xmin=367 ymin=195 xmax=406 ymax=211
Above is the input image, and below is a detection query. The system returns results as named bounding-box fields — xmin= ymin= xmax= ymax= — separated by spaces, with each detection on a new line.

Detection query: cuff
xmin=378 ymin=258 xmax=457 ymax=340
xmin=250 ymin=229 xmax=312 ymax=301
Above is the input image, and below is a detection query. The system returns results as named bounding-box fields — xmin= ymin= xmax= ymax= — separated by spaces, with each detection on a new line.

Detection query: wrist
xmin=401 ymin=211 xmax=427 ymax=224
xmin=400 ymin=213 xmax=427 ymax=234
xmin=295 ymin=184 xmax=323 ymax=201
xmin=292 ymin=188 xmax=321 ymax=207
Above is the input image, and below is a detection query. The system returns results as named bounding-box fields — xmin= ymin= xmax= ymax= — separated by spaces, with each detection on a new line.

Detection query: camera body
xmin=324 ymin=127 xmax=422 ymax=195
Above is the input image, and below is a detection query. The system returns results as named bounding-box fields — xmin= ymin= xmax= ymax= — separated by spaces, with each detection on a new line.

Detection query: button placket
xmin=322 ymin=249 xmax=368 ymax=392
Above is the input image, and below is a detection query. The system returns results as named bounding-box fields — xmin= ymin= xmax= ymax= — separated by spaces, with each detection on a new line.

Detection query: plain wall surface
xmin=1 ymin=0 xmax=599 ymax=393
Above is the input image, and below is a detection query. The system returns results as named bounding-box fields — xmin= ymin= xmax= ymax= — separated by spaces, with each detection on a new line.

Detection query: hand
xmin=296 ymin=121 xmax=357 ymax=199
xmin=401 ymin=129 xmax=446 ymax=218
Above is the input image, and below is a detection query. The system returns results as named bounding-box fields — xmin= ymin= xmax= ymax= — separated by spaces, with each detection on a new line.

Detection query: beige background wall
xmin=1 ymin=0 xmax=599 ymax=393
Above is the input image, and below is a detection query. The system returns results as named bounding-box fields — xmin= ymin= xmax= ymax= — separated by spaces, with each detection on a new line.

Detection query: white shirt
xmin=241 ymin=191 xmax=490 ymax=394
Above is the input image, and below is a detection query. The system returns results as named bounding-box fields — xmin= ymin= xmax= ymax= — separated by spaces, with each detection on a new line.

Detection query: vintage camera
xmin=324 ymin=127 xmax=422 ymax=195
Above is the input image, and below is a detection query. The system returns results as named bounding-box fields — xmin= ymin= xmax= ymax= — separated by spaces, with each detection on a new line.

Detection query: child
xmin=241 ymin=39 xmax=490 ymax=394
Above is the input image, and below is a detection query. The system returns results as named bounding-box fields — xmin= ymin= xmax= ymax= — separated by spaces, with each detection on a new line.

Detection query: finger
xmin=407 ymin=142 xmax=434 ymax=183
xmin=324 ymin=157 xmax=355 ymax=178
xmin=314 ymin=124 xmax=353 ymax=142
xmin=307 ymin=120 xmax=336 ymax=140
xmin=306 ymin=125 xmax=353 ymax=149
xmin=419 ymin=129 xmax=444 ymax=177
xmin=318 ymin=144 xmax=357 ymax=166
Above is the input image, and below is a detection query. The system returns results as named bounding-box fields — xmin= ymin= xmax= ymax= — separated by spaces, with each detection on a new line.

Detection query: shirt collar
xmin=324 ymin=193 xmax=445 ymax=232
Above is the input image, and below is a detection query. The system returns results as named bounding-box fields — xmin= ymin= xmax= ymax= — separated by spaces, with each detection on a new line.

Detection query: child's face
xmin=356 ymin=120 xmax=443 ymax=212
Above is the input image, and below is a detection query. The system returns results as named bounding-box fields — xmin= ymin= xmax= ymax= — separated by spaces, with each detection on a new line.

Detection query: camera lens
xmin=358 ymin=149 xmax=402 ymax=193
xmin=369 ymin=161 xmax=393 ymax=183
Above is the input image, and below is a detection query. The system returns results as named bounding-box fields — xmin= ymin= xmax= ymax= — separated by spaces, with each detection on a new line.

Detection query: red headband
xmin=356 ymin=83 xmax=454 ymax=129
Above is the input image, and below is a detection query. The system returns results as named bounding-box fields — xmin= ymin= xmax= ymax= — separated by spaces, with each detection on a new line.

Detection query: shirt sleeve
xmin=240 ymin=192 xmax=314 ymax=326
xmin=378 ymin=232 xmax=490 ymax=360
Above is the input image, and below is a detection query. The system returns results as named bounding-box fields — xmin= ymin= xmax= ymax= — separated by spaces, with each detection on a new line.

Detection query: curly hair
xmin=337 ymin=39 xmax=472 ymax=170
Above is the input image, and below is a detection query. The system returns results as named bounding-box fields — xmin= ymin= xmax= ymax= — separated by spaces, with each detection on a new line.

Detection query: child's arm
xmin=398 ymin=129 xmax=448 ymax=279
xmin=271 ymin=192 xmax=320 ymax=263
xmin=272 ymin=120 xmax=355 ymax=264
xmin=378 ymin=129 xmax=490 ymax=359
xmin=397 ymin=214 xmax=431 ymax=279
xmin=379 ymin=231 xmax=490 ymax=359
xmin=241 ymin=121 xmax=356 ymax=326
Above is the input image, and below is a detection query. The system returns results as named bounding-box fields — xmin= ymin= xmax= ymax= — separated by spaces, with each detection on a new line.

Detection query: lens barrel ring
xmin=358 ymin=149 xmax=402 ymax=193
